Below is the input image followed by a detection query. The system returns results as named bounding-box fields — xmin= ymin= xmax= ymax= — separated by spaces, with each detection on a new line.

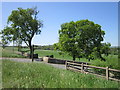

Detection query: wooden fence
xmin=65 ymin=61 xmax=120 ymax=82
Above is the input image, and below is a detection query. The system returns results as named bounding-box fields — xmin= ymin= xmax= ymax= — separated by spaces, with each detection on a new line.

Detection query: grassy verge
xmin=2 ymin=60 xmax=119 ymax=88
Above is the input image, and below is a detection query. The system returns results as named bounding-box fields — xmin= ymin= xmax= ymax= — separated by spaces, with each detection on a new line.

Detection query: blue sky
xmin=1 ymin=2 xmax=118 ymax=46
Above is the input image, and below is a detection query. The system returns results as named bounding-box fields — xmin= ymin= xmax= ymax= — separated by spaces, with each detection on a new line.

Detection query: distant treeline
xmin=36 ymin=45 xmax=54 ymax=50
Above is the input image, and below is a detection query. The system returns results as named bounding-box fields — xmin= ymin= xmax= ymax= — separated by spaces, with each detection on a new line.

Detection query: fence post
xmin=85 ymin=63 xmax=88 ymax=72
xmin=65 ymin=61 xmax=68 ymax=70
xmin=81 ymin=63 xmax=84 ymax=73
xmin=68 ymin=61 xmax=70 ymax=69
xmin=73 ymin=61 xmax=74 ymax=68
xmin=106 ymin=66 xmax=109 ymax=80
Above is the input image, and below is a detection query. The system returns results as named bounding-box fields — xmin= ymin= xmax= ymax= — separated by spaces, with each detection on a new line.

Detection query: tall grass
xmin=2 ymin=60 xmax=119 ymax=88
xmin=91 ymin=55 xmax=119 ymax=69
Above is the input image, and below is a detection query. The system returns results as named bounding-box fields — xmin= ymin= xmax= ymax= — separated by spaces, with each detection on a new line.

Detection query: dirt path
xmin=1 ymin=57 xmax=66 ymax=69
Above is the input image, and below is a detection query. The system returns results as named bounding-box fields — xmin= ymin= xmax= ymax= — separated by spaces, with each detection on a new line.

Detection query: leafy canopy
xmin=55 ymin=19 xmax=108 ymax=61
xmin=7 ymin=7 xmax=43 ymax=46
xmin=1 ymin=7 xmax=43 ymax=56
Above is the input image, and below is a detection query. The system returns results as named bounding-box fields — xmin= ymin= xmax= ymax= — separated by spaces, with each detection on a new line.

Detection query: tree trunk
xmin=88 ymin=58 xmax=91 ymax=61
xmin=73 ymin=55 xmax=76 ymax=61
xmin=13 ymin=40 xmax=14 ymax=53
xmin=18 ymin=45 xmax=21 ymax=51
xmin=99 ymin=54 xmax=106 ymax=61
xmin=29 ymin=46 xmax=32 ymax=59
xmin=29 ymin=41 xmax=32 ymax=59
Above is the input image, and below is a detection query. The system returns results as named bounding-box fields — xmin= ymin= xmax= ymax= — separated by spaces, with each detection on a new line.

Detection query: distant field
xmin=2 ymin=60 xmax=119 ymax=88
xmin=35 ymin=50 xmax=74 ymax=60
xmin=1 ymin=47 xmax=26 ymax=58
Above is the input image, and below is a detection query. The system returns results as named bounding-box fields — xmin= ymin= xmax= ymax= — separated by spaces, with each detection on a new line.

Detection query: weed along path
xmin=1 ymin=57 xmax=66 ymax=69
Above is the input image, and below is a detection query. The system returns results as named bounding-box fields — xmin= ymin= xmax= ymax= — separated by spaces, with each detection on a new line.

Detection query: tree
xmin=57 ymin=19 xmax=107 ymax=61
xmin=1 ymin=7 xmax=43 ymax=58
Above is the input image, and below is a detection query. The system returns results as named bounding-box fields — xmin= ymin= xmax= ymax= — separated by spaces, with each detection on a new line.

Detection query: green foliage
xmin=53 ymin=43 xmax=59 ymax=50
xmin=0 ymin=27 xmax=14 ymax=48
xmin=7 ymin=7 xmax=43 ymax=41
xmin=2 ymin=60 xmax=118 ymax=88
xmin=58 ymin=19 xmax=107 ymax=61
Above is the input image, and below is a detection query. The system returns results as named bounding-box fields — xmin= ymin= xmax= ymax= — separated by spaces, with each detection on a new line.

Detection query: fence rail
xmin=66 ymin=61 xmax=120 ymax=82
